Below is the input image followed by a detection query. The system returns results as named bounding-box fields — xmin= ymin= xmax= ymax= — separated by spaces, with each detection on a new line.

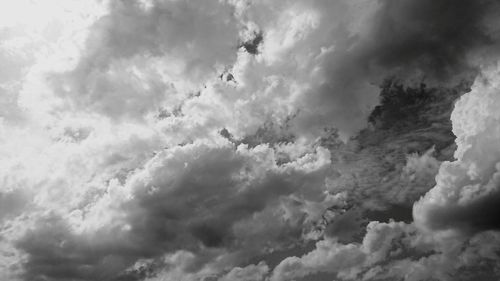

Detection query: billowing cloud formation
xmin=2 ymin=0 xmax=500 ymax=281
xmin=271 ymin=221 xmax=416 ymax=281
xmin=43 ymin=0 xmax=500 ymax=139
xmin=271 ymin=221 xmax=500 ymax=281
xmin=54 ymin=0 xmax=240 ymax=121
xmin=218 ymin=261 xmax=268 ymax=281
xmin=11 ymin=142 xmax=332 ymax=281
xmin=415 ymin=62 xmax=500 ymax=234
xmin=228 ymin=0 xmax=500 ymax=137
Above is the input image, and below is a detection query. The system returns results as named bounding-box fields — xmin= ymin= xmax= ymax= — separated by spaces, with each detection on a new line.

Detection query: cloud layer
xmin=1 ymin=0 xmax=500 ymax=281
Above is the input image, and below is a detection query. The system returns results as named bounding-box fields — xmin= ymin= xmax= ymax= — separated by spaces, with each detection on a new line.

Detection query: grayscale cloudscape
xmin=1 ymin=0 xmax=500 ymax=280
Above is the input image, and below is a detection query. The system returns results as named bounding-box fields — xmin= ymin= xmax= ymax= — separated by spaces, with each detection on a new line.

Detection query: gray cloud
xmin=50 ymin=0 xmax=240 ymax=121
xmin=322 ymin=80 xmax=463 ymax=221
xmin=277 ymin=0 xmax=500 ymax=137
xmin=415 ymin=66 xmax=500 ymax=235
xmin=3 ymin=0 xmax=500 ymax=280
xmin=14 ymin=143 xmax=332 ymax=280
xmin=359 ymin=0 xmax=497 ymax=83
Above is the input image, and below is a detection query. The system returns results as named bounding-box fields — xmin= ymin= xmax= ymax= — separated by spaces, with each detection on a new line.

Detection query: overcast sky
xmin=1 ymin=0 xmax=500 ymax=280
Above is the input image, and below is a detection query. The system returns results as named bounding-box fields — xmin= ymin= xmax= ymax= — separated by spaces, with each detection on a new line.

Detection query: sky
xmin=1 ymin=0 xmax=500 ymax=280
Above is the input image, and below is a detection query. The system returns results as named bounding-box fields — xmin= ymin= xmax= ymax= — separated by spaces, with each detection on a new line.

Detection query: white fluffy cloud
xmin=415 ymin=62 xmax=500 ymax=234
xmin=270 ymin=221 xmax=417 ymax=281
xmin=218 ymin=261 xmax=269 ymax=281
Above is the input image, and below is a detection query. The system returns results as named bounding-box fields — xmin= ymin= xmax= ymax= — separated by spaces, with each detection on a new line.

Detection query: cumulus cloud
xmin=270 ymin=221 xmax=419 ymax=281
xmin=270 ymin=220 xmax=500 ymax=281
xmin=227 ymin=0 xmax=500 ymax=138
xmin=12 ymin=142 xmax=332 ymax=280
xmin=50 ymin=0 xmax=240 ymax=122
xmin=218 ymin=261 xmax=268 ymax=281
xmin=22 ymin=0 xmax=500 ymax=142
xmin=415 ymin=62 xmax=500 ymax=234
xmin=2 ymin=0 xmax=500 ymax=280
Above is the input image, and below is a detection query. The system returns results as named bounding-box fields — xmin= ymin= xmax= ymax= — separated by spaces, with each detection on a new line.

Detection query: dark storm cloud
xmin=361 ymin=0 xmax=498 ymax=84
xmin=280 ymin=0 xmax=500 ymax=137
xmin=421 ymin=190 xmax=500 ymax=233
xmin=16 ymin=216 xmax=135 ymax=281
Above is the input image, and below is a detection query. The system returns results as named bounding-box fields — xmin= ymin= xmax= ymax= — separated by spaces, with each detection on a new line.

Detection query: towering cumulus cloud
xmin=415 ymin=63 xmax=500 ymax=233
xmin=2 ymin=0 xmax=500 ymax=281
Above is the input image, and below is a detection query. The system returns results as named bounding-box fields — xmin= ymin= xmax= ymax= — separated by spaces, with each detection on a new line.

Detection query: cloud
xmin=320 ymin=80 xmax=463 ymax=225
xmin=3 ymin=0 xmax=500 ymax=280
xmin=218 ymin=261 xmax=268 ymax=281
xmin=51 ymin=0 xmax=240 ymax=122
xmin=29 ymin=0 xmax=500 ymax=140
xmin=415 ymin=62 xmax=500 ymax=234
xmin=0 ymin=189 xmax=29 ymax=222
xmin=227 ymin=0 xmax=500 ymax=138
xmin=356 ymin=0 xmax=496 ymax=83
xmin=269 ymin=220 xmax=500 ymax=281
xmin=270 ymin=221 xmax=418 ymax=281
xmin=12 ymin=142 xmax=332 ymax=280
